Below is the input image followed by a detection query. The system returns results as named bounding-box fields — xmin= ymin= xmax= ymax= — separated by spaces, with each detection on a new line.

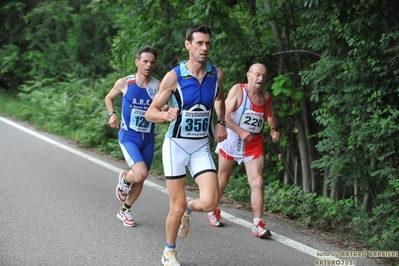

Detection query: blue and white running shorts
xmin=162 ymin=137 xmax=216 ymax=180
xmin=118 ymin=129 xmax=154 ymax=170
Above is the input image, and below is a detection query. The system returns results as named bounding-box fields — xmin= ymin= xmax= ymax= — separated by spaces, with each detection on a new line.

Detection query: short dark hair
xmin=136 ymin=46 xmax=157 ymax=60
xmin=185 ymin=25 xmax=211 ymax=42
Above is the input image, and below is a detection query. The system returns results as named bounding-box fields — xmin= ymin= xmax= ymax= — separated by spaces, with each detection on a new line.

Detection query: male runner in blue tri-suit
xmin=145 ymin=25 xmax=227 ymax=266
xmin=105 ymin=46 xmax=160 ymax=227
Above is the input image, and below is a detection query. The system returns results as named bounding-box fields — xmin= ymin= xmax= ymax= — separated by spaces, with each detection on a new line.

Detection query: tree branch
xmin=272 ymin=49 xmax=322 ymax=58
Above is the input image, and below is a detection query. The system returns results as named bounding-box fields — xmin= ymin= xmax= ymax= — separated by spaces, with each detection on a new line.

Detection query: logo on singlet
xmin=147 ymin=86 xmax=157 ymax=99
xmin=131 ymin=98 xmax=152 ymax=106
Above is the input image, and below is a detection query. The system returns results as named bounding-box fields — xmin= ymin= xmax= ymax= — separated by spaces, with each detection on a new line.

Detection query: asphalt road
xmin=0 ymin=116 xmax=387 ymax=266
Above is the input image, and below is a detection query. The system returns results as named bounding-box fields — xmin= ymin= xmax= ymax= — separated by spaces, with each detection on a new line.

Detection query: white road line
xmin=1 ymin=116 xmax=336 ymax=260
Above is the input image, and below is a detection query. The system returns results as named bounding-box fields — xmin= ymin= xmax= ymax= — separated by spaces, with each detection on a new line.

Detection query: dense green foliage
xmin=0 ymin=0 xmax=115 ymax=90
xmin=1 ymin=0 xmax=398 ymax=257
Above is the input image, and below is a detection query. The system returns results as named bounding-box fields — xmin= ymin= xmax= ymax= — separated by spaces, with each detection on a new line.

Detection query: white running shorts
xmin=162 ymin=137 xmax=216 ymax=180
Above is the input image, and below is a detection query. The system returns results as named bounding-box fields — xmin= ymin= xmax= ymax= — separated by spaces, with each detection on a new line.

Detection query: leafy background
xmin=1 ymin=0 xmax=398 ymax=261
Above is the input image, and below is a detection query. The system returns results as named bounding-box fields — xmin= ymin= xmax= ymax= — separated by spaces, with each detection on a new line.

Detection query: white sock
xmin=253 ymin=218 xmax=262 ymax=225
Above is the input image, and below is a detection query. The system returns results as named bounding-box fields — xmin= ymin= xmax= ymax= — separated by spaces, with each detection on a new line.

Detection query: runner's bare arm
xmin=214 ymin=67 xmax=226 ymax=121
xmin=145 ymin=71 xmax=179 ymax=123
xmin=105 ymin=78 xmax=126 ymax=112
xmin=213 ymin=68 xmax=227 ymax=142
xmin=105 ymin=78 xmax=127 ymax=129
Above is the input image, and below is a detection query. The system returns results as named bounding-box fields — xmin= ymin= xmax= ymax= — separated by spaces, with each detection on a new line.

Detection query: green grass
xmin=0 ymin=90 xmax=19 ymax=116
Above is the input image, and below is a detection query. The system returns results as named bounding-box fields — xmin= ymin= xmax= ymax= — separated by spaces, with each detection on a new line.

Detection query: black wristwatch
xmin=271 ymin=127 xmax=279 ymax=132
xmin=216 ymin=119 xmax=226 ymax=127
xmin=108 ymin=111 xmax=117 ymax=117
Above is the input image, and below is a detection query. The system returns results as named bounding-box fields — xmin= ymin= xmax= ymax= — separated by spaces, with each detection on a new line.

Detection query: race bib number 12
xmin=129 ymin=109 xmax=152 ymax=133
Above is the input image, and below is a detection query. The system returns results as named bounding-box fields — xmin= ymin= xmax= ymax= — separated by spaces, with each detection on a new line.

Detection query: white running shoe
xmin=117 ymin=209 xmax=136 ymax=227
xmin=177 ymin=213 xmax=190 ymax=238
xmin=161 ymin=249 xmax=181 ymax=266
xmin=116 ymin=172 xmax=129 ymax=202
xmin=251 ymin=221 xmax=271 ymax=238
xmin=207 ymin=209 xmax=224 ymax=227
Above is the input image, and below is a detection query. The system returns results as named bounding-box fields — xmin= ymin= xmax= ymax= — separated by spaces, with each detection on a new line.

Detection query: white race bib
xmin=129 ymin=109 xmax=152 ymax=133
xmin=239 ymin=110 xmax=264 ymax=134
xmin=181 ymin=110 xmax=211 ymax=138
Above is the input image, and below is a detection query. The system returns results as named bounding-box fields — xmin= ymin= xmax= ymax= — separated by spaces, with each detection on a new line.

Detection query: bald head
xmin=248 ymin=63 xmax=267 ymax=74
xmin=247 ymin=63 xmax=267 ymax=84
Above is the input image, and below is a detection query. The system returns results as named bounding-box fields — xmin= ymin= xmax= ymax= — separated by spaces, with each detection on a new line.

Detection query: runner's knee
xmin=169 ymin=199 xmax=186 ymax=216
xmin=249 ymin=175 xmax=264 ymax=189
xmin=200 ymin=197 xmax=218 ymax=212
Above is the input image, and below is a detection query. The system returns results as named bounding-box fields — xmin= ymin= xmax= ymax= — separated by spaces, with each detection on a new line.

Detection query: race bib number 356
xmin=181 ymin=110 xmax=210 ymax=138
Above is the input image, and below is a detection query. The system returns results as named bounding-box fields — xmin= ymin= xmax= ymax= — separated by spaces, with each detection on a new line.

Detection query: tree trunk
xmin=283 ymin=146 xmax=291 ymax=185
xmin=362 ymin=190 xmax=369 ymax=211
xmin=323 ymin=167 xmax=329 ymax=197
xmin=354 ymin=180 xmax=358 ymax=205
xmin=267 ymin=0 xmax=313 ymax=192
xmin=295 ymin=113 xmax=311 ymax=191
xmin=265 ymin=0 xmax=291 ymax=74
xmin=285 ymin=2 xmax=317 ymax=192
xmin=294 ymin=152 xmax=299 ymax=186
xmin=361 ymin=158 xmax=376 ymax=210
xmin=329 ymin=149 xmax=341 ymax=200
